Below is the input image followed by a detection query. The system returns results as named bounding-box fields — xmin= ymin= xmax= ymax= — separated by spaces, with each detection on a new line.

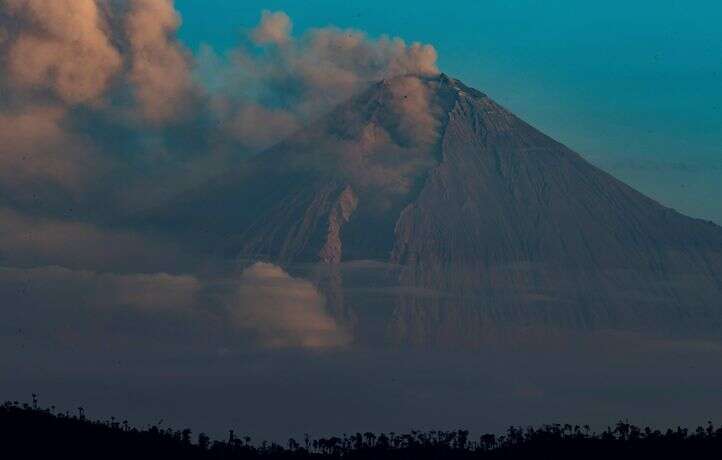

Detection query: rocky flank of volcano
xmin=163 ymin=74 xmax=722 ymax=343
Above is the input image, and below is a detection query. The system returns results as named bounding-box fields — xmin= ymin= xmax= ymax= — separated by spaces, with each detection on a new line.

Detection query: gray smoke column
xmin=0 ymin=1 xmax=441 ymax=204
xmin=209 ymin=9 xmax=440 ymax=152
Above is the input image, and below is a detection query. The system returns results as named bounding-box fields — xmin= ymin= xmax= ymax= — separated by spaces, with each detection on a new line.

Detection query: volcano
xmin=163 ymin=74 xmax=722 ymax=343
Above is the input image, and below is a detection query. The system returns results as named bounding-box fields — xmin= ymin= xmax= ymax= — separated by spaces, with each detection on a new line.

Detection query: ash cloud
xmin=0 ymin=1 xmax=439 ymax=350
xmin=203 ymin=9 xmax=439 ymax=152
xmin=251 ymin=10 xmax=292 ymax=46
xmin=0 ymin=106 xmax=99 ymax=196
xmin=2 ymin=0 xmax=122 ymax=105
xmin=0 ymin=2 xmax=440 ymax=206
xmin=125 ymin=0 xmax=198 ymax=123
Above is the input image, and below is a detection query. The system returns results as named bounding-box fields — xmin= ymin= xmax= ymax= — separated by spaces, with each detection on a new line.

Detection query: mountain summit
xmin=165 ymin=74 xmax=722 ymax=342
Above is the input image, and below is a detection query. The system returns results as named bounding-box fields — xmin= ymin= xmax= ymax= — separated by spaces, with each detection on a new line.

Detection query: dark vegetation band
xmin=2 ymin=398 xmax=721 ymax=459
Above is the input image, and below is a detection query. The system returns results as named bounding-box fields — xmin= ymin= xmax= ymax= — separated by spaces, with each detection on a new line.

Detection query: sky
xmin=177 ymin=0 xmax=722 ymax=224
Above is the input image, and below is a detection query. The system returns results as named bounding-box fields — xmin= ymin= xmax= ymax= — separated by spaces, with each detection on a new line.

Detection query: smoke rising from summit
xmin=0 ymin=1 xmax=440 ymax=207
xmin=0 ymin=0 xmax=438 ymax=349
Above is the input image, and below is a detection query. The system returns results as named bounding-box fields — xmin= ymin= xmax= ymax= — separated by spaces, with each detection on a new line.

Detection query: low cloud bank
xmin=233 ymin=263 xmax=351 ymax=349
xmin=0 ymin=262 xmax=350 ymax=351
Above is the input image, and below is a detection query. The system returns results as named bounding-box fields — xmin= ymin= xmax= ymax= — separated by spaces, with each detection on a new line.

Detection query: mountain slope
xmin=159 ymin=74 xmax=722 ymax=342
xmin=386 ymin=77 xmax=722 ymax=343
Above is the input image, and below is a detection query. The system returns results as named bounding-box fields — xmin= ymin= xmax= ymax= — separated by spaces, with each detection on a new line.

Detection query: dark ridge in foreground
xmin=3 ymin=400 xmax=722 ymax=459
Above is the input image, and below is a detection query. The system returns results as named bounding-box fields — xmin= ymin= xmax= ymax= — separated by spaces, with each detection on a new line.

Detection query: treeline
xmin=2 ymin=398 xmax=722 ymax=459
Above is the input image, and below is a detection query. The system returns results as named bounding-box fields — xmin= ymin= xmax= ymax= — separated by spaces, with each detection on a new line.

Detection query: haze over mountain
xmin=157 ymin=73 xmax=722 ymax=346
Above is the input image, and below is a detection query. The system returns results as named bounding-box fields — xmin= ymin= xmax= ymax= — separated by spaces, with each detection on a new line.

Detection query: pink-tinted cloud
xmin=3 ymin=0 xmax=121 ymax=105
xmin=125 ymin=0 xmax=196 ymax=123
xmin=231 ymin=263 xmax=351 ymax=349
xmin=212 ymin=10 xmax=440 ymax=151
xmin=0 ymin=106 xmax=98 ymax=194
xmin=224 ymin=104 xmax=300 ymax=152
xmin=251 ymin=10 xmax=292 ymax=46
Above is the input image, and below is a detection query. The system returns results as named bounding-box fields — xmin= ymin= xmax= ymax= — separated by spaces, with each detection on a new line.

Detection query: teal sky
xmin=176 ymin=0 xmax=722 ymax=224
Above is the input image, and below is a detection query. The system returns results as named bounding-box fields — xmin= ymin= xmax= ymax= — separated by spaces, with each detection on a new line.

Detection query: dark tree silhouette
xmin=2 ymin=398 xmax=722 ymax=459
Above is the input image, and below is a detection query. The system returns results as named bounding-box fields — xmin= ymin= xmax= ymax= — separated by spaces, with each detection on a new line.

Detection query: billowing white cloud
xmin=0 ymin=261 xmax=351 ymax=350
xmin=0 ymin=2 xmax=441 ymax=202
xmin=251 ymin=10 xmax=292 ymax=46
xmin=211 ymin=10 xmax=440 ymax=152
xmin=125 ymin=0 xmax=196 ymax=123
xmin=231 ymin=263 xmax=351 ymax=349
xmin=3 ymin=0 xmax=122 ymax=105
